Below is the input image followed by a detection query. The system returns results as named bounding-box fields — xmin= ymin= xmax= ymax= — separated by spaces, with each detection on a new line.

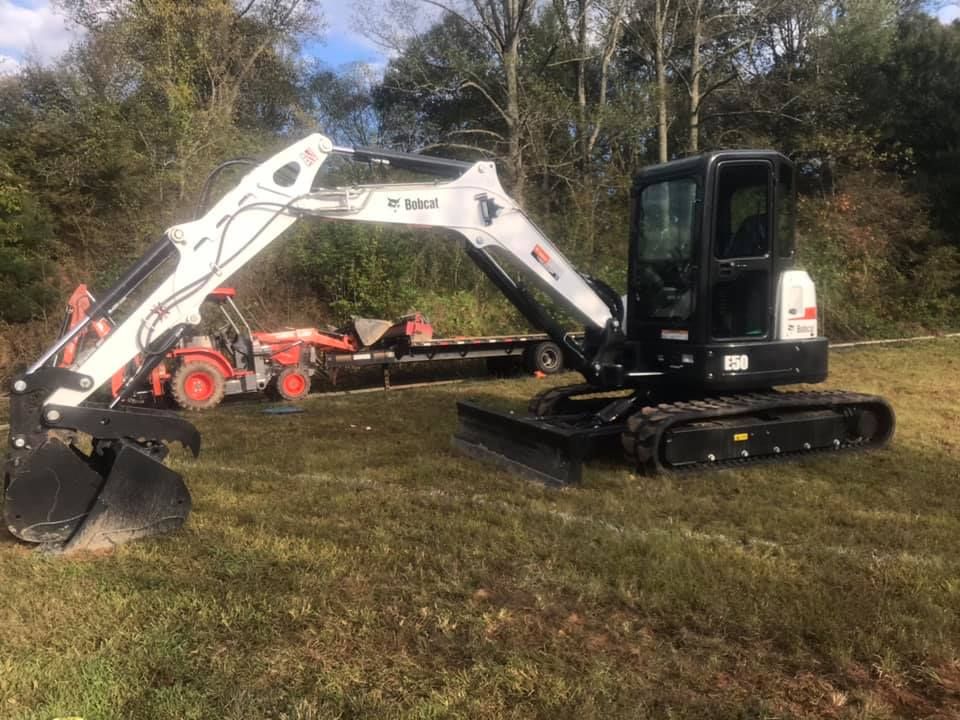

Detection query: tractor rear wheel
xmin=276 ymin=367 xmax=311 ymax=401
xmin=172 ymin=360 xmax=226 ymax=411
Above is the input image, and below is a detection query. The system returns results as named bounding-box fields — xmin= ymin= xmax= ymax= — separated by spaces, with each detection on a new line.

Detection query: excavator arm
xmin=5 ymin=134 xmax=620 ymax=552
xmin=39 ymin=135 xmax=618 ymax=408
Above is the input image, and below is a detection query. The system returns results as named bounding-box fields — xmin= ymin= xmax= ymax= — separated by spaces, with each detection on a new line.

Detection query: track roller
xmin=622 ymin=390 xmax=895 ymax=474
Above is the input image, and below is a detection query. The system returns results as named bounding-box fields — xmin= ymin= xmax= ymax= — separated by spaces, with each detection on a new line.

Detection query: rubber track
xmin=622 ymin=389 xmax=894 ymax=475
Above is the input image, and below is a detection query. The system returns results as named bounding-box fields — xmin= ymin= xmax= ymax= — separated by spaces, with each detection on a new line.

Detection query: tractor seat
xmin=232 ymin=335 xmax=255 ymax=368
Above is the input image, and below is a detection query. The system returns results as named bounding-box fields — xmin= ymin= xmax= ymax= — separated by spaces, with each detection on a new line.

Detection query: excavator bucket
xmin=351 ymin=317 xmax=395 ymax=348
xmin=4 ymin=369 xmax=199 ymax=553
xmin=453 ymin=401 xmax=623 ymax=485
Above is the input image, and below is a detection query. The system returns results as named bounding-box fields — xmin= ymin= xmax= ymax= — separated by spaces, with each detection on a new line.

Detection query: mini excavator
xmin=4 ymin=135 xmax=894 ymax=552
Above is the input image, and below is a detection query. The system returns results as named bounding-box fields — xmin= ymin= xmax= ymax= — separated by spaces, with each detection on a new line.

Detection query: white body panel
xmin=297 ymin=162 xmax=613 ymax=330
xmin=776 ymin=269 xmax=818 ymax=340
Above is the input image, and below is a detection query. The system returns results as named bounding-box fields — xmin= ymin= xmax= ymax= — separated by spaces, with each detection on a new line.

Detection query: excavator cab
xmin=458 ymin=150 xmax=890 ymax=483
xmin=622 ymin=151 xmax=828 ymax=392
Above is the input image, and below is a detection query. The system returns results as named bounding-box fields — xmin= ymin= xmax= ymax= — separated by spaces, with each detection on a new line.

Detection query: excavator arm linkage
xmin=4 ymin=134 xmax=620 ymax=552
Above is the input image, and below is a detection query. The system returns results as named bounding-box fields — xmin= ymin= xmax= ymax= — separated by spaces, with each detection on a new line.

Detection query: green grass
xmin=2 ymin=340 xmax=960 ymax=719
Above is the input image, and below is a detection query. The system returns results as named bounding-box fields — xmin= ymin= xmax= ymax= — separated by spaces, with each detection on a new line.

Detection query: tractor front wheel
xmin=171 ymin=360 xmax=226 ymax=411
xmin=276 ymin=367 xmax=311 ymax=401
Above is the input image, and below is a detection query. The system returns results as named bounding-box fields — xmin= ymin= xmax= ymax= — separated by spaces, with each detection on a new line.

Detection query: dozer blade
xmin=453 ymin=401 xmax=623 ymax=485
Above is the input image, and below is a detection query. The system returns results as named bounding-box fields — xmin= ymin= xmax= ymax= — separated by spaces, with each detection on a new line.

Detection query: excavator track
xmin=621 ymin=389 xmax=895 ymax=474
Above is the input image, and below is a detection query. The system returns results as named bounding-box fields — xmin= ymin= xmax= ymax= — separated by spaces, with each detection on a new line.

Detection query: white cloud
xmin=0 ymin=0 xmax=82 ymax=64
xmin=0 ymin=52 xmax=22 ymax=75
xmin=321 ymin=2 xmax=356 ymax=32
xmin=939 ymin=4 xmax=960 ymax=24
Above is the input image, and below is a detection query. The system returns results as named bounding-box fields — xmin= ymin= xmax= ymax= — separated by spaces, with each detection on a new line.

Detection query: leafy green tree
xmin=872 ymin=14 xmax=960 ymax=231
xmin=56 ymin=0 xmax=324 ymax=198
xmin=372 ymin=13 xmax=507 ymax=158
xmin=0 ymin=0 xmax=957 ymax=351
xmin=0 ymin=163 xmax=58 ymax=323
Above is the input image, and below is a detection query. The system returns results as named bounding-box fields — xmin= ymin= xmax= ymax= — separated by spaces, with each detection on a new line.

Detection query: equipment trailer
xmin=324 ymin=331 xmax=567 ymax=385
xmin=4 ymin=135 xmax=894 ymax=553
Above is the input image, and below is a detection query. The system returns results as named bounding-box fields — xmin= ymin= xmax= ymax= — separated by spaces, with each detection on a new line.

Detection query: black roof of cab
xmin=632 ymin=150 xmax=792 ymax=187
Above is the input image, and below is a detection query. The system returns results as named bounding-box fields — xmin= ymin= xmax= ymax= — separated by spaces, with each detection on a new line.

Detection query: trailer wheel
xmin=171 ymin=360 xmax=226 ymax=411
xmin=525 ymin=341 xmax=564 ymax=375
xmin=276 ymin=367 xmax=311 ymax=401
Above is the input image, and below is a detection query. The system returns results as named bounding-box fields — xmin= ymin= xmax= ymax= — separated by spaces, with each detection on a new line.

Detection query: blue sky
xmin=304 ymin=1 xmax=388 ymax=70
xmin=305 ymin=34 xmax=386 ymax=70
xmin=1 ymin=0 xmax=959 ymax=76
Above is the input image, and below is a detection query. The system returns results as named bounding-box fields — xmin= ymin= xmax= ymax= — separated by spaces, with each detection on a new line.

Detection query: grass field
xmin=1 ymin=340 xmax=959 ymax=719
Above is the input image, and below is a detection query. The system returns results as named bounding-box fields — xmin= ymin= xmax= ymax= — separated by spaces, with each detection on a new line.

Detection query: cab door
xmin=710 ymin=161 xmax=774 ymax=341
xmin=628 ymin=175 xmax=701 ymax=340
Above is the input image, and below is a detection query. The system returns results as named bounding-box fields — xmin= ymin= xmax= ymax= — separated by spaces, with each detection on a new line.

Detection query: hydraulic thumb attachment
xmin=5 ymin=368 xmax=199 ymax=553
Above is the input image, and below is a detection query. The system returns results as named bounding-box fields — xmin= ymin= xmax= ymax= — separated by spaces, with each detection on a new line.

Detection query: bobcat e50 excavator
xmin=4 ymin=134 xmax=894 ymax=553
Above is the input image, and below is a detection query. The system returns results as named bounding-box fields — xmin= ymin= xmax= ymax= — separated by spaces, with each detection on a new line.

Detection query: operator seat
xmin=231 ymin=333 xmax=255 ymax=371
xmin=725 ymin=213 xmax=769 ymax=258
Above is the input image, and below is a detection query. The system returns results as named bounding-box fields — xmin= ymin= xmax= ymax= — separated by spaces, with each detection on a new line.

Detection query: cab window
xmin=777 ymin=163 xmax=796 ymax=257
xmin=634 ymin=177 xmax=699 ymax=321
xmin=638 ymin=178 xmax=698 ymax=262
xmin=715 ymin=164 xmax=769 ymax=259
xmin=712 ymin=162 xmax=771 ymax=339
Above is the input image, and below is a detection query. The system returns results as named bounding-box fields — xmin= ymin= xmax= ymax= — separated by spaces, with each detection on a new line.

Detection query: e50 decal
xmin=723 ymin=354 xmax=749 ymax=372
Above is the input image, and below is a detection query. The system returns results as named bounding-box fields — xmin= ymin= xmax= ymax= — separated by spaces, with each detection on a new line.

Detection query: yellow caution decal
xmin=733 ymin=433 xmax=749 ymax=442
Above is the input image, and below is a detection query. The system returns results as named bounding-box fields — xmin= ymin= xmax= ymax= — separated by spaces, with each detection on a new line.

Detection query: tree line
xmin=1 ymin=0 xmax=959 ymax=371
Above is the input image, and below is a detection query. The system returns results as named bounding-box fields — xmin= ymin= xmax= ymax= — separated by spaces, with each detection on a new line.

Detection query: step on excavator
xmin=4 ymin=134 xmax=895 ymax=552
